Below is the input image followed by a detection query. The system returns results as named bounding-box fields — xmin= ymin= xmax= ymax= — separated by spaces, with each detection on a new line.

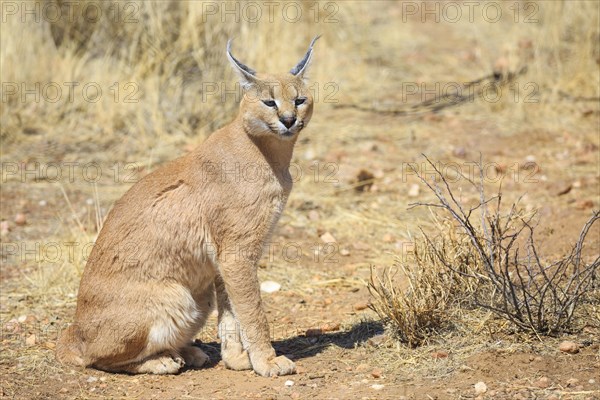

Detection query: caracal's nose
xmin=280 ymin=116 xmax=296 ymax=129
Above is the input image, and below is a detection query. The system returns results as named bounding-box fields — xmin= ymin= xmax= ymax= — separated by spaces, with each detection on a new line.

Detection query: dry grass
xmin=0 ymin=0 xmax=353 ymax=165
xmin=2 ymin=1 xmax=598 ymax=163
xmin=368 ymin=216 xmax=480 ymax=347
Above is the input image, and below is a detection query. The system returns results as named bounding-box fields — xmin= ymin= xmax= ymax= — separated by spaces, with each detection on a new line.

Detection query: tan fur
xmin=56 ymin=38 xmax=318 ymax=376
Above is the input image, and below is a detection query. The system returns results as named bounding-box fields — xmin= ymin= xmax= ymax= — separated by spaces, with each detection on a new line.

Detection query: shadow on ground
xmin=196 ymin=319 xmax=384 ymax=368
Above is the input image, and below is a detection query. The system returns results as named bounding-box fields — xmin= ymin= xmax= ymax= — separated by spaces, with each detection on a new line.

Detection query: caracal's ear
xmin=290 ymin=35 xmax=321 ymax=80
xmin=227 ymin=39 xmax=259 ymax=90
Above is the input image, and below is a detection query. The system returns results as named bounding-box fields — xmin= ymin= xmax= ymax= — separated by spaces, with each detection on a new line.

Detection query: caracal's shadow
xmin=195 ymin=320 xmax=384 ymax=370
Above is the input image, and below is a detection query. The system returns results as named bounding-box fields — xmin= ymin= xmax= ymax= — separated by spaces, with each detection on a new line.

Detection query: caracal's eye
xmin=295 ymin=97 xmax=306 ymax=106
xmin=262 ymin=100 xmax=277 ymax=108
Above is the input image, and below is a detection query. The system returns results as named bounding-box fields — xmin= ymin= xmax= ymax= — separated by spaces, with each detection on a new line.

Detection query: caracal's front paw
xmin=181 ymin=345 xmax=210 ymax=368
xmin=252 ymin=355 xmax=296 ymax=377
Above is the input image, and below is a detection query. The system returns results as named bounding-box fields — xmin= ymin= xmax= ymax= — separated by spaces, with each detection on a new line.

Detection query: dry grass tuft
xmin=368 ymin=218 xmax=480 ymax=347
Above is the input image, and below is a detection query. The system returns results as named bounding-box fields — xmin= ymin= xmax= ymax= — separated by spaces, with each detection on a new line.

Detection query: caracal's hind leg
xmin=119 ymin=351 xmax=185 ymax=375
xmin=180 ymin=345 xmax=210 ymax=368
xmin=178 ymin=280 xmax=215 ymax=369
xmin=215 ymin=275 xmax=252 ymax=370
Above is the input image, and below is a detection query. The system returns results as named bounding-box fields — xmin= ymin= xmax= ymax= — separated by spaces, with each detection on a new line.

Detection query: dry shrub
xmin=370 ymin=156 xmax=599 ymax=344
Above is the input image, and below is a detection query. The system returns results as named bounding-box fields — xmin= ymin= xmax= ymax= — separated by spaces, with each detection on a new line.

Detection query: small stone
xmin=320 ymin=232 xmax=337 ymax=243
xmin=356 ymin=363 xmax=369 ymax=372
xmin=0 ymin=221 xmax=10 ymax=236
xmin=575 ymin=200 xmax=594 ymax=210
xmin=495 ymin=163 xmax=507 ymax=174
xmin=382 ymin=233 xmax=394 ymax=243
xmin=519 ymin=39 xmax=533 ymax=49
xmin=291 ymin=393 xmax=300 ymax=399
xmin=321 ymin=322 xmax=340 ymax=332
xmin=39 ymin=200 xmax=47 ymax=207
xmin=371 ymin=384 xmax=385 ymax=390
xmin=352 ymin=241 xmax=370 ymax=251
xmin=407 ymin=184 xmax=420 ymax=197
xmin=554 ymin=182 xmax=572 ymax=196
xmin=355 ymin=169 xmax=375 ymax=192
xmin=339 ymin=248 xmax=350 ymax=256
xmin=59 ymin=388 xmax=68 ymax=394
xmin=361 ymin=142 xmax=378 ymax=152
xmin=566 ymin=378 xmax=579 ymax=387
xmin=14 ymin=213 xmax=26 ymax=226
xmin=367 ymin=334 xmax=387 ymax=347
xmin=453 ymin=147 xmax=467 ymax=158
xmin=87 ymin=376 xmax=98 ymax=383
xmin=535 ymin=377 xmax=550 ymax=389
xmin=559 ymin=341 xmax=580 ymax=354
xmin=260 ymin=281 xmax=281 ymax=293
xmin=589 ymin=379 xmax=596 ymax=384
xmin=18 ymin=315 xmax=36 ymax=324
xmin=284 ymin=380 xmax=294 ymax=387
xmin=431 ymin=351 xmax=448 ymax=359
xmin=308 ymin=210 xmax=320 ymax=221
xmin=371 ymin=368 xmax=383 ymax=378
xmin=354 ymin=302 xmax=369 ymax=311
xmin=474 ymin=381 xmax=487 ymax=394
xmin=494 ymin=57 xmax=509 ymax=74
xmin=305 ymin=328 xmax=322 ymax=337
xmin=86 ymin=198 xmax=94 ymax=206
xmin=25 ymin=334 xmax=36 ymax=346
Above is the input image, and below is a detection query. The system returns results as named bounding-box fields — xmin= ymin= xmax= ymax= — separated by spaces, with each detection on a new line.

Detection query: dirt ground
xmin=1 ymin=1 xmax=599 ymax=399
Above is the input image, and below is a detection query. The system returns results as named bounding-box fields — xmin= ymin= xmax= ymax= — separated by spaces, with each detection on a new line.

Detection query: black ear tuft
xmin=290 ymin=35 xmax=321 ymax=77
xmin=227 ymin=39 xmax=258 ymax=87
